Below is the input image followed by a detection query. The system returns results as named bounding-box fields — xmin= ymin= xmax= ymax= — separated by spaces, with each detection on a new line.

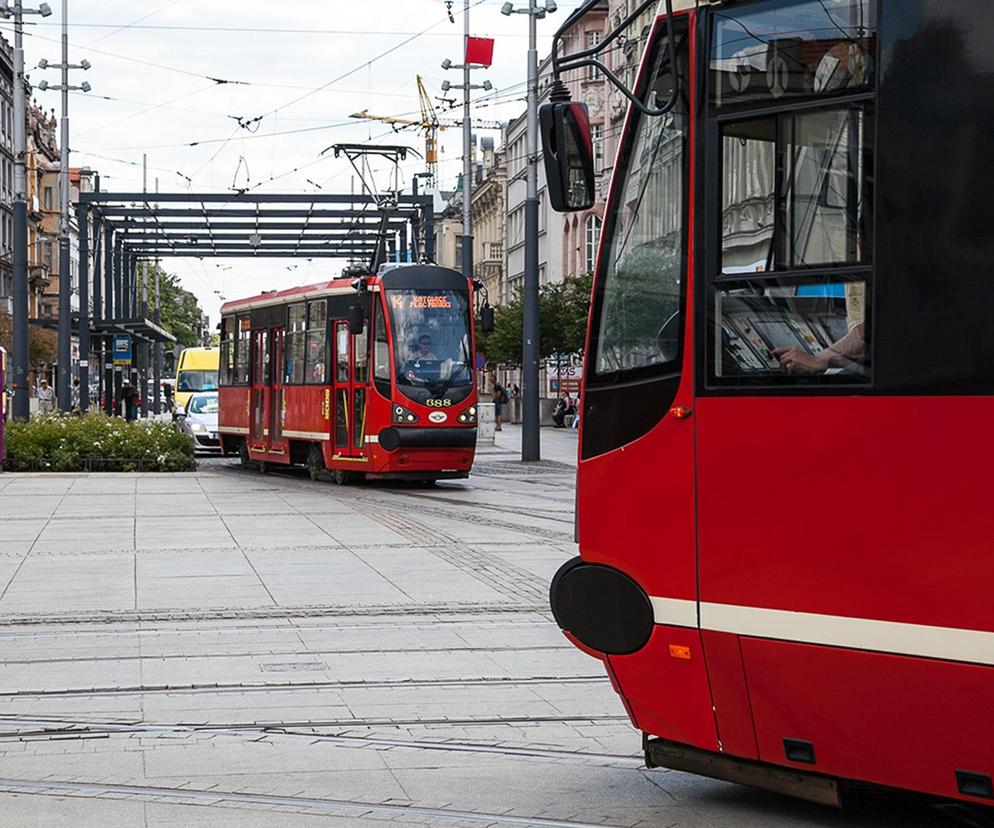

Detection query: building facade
xmin=469 ymin=137 xmax=505 ymax=302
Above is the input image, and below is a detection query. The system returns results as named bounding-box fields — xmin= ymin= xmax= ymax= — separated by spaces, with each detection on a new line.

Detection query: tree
xmin=0 ymin=312 xmax=58 ymax=373
xmin=146 ymin=266 xmax=205 ymax=348
xmin=475 ymin=272 xmax=594 ymax=366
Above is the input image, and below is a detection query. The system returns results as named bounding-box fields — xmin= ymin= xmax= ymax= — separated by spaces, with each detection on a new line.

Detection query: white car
xmin=177 ymin=392 xmax=220 ymax=452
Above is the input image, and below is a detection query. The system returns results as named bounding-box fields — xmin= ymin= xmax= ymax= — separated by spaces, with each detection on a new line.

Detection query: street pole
xmin=521 ymin=0 xmax=541 ymax=461
xmin=5 ymin=1 xmax=54 ymax=420
xmin=502 ymin=0 xmax=553 ymax=461
xmin=56 ymin=0 xmax=70 ymax=411
xmin=461 ymin=0 xmax=472 ymax=281
xmin=153 ymin=176 xmax=162 ymax=415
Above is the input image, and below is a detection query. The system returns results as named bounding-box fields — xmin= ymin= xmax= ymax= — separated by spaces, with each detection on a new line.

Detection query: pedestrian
xmin=122 ymin=380 xmax=138 ymax=422
xmin=492 ymin=383 xmax=507 ymax=431
xmin=552 ymin=392 xmax=575 ymax=428
xmin=36 ymin=378 xmax=54 ymax=415
xmin=70 ymin=378 xmax=81 ymax=414
xmin=512 ymin=384 xmax=520 ymax=398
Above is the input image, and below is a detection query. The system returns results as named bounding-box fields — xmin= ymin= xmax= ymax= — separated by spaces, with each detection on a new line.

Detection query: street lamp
xmin=501 ymin=0 xmax=557 ymax=462
xmin=37 ymin=0 xmax=93 ymax=412
xmin=441 ymin=4 xmax=494 ymax=284
xmin=0 ymin=0 xmax=54 ymax=420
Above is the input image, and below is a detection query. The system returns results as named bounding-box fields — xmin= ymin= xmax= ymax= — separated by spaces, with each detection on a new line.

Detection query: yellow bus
xmin=173 ymin=347 xmax=219 ymax=413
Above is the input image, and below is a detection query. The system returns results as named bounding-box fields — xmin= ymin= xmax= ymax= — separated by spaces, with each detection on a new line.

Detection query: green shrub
xmin=4 ymin=413 xmax=196 ymax=472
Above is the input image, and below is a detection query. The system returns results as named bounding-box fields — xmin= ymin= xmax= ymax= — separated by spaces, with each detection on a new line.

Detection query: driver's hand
xmin=406 ymin=371 xmax=416 ymax=381
xmin=773 ymin=346 xmax=826 ymax=375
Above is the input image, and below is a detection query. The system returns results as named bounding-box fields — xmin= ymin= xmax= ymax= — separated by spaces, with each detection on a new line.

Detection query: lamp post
xmin=441 ymin=2 xmax=493 ymax=282
xmin=0 ymin=0 xmax=54 ymax=420
xmin=501 ymin=0 xmax=557 ymax=462
xmin=38 ymin=0 xmax=92 ymax=412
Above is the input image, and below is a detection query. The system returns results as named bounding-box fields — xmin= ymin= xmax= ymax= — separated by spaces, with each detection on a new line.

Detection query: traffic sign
xmin=113 ymin=335 xmax=133 ymax=366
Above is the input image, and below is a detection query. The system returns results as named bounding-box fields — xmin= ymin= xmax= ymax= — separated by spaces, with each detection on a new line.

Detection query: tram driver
xmin=403 ymin=334 xmax=440 ymax=383
xmin=411 ymin=334 xmax=438 ymax=361
xmin=775 ymin=323 xmax=866 ymax=375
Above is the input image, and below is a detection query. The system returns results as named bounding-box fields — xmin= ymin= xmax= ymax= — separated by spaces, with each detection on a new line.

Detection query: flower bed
xmin=3 ymin=413 xmax=196 ymax=472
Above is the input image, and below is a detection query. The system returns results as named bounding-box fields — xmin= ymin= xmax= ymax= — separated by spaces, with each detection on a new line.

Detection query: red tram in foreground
xmin=546 ymin=0 xmax=994 ymax=809
xmin=218 ymin=264 xmax=479 ymax=483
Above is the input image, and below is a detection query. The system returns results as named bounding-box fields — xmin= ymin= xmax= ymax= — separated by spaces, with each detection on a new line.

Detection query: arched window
xmin=584 ymin=214 xmax=603 ymax=273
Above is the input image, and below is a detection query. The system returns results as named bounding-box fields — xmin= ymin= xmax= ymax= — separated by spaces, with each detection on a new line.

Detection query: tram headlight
xmin=457 ymin=405 xmax=477 ymax=424
xmin=393 ymin=405 xmax=419 ymax=424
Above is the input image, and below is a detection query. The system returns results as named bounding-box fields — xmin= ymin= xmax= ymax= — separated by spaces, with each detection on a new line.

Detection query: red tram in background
xmin=545 ymin=0 xmax=994 ymax=809
xmin=218 ymin=264 xmax=479 ymax=484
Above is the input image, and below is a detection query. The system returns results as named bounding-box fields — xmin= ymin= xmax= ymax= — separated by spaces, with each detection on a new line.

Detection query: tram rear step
xmin=644 ymin=736 xmax=841 ymax=808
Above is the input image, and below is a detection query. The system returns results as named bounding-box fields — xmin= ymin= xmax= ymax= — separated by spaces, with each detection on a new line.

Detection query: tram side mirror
xmin=478 ymin=304 xmax=495 ymax=334
xmin=348 ymin=303 xmax=365 ymax=335
xmin=540 ymin=100 xmax=595 ymax=213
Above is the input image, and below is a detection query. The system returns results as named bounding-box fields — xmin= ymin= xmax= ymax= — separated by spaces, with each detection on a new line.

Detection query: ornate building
xmin=470 ymin=137 xmax=505 ymax=303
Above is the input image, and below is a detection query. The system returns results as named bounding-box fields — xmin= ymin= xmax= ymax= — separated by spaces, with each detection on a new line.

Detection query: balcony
xmin=29 ymin=264 xmax=51 ymax=290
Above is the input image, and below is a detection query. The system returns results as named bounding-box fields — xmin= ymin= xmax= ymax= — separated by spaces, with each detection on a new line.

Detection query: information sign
xmin=113 ymin=335 xmax=133 ymax=366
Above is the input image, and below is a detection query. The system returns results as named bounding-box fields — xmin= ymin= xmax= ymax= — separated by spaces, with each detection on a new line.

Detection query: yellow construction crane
xmin=350 ymin=75 xmax=503 ymax=188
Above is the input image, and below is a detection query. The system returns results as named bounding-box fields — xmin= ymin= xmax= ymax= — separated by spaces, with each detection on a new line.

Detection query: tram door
xmin=249 ymin=329 xmax=269 ymax=451
xmin=250 ymin=328 xmax=284 ymax=454
xmin=268 ymin=328 xmax=285 ymax=454
xmin=332 ymin=321 xmax=369 ymax=458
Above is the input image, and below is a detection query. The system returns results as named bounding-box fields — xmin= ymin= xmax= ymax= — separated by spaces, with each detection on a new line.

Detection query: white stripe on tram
xmin=650 ymin=596 xmax=994 ymax=667
xmin=218 ymin=427 xmax=250 ymax=435
xmin=282 ymin=430 xmax=330 ymax=441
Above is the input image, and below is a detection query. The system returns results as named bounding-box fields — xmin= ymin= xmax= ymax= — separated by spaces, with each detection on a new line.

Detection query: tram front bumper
xmin=378 ymin=426 xmax=477 ymax=451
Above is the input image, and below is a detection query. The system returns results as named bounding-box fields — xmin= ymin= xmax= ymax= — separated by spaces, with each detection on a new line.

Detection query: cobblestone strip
xmin=0 ymin=601 xmax=547 ymax=627
xmin=349 ymin=504 xmax=549 ymax=604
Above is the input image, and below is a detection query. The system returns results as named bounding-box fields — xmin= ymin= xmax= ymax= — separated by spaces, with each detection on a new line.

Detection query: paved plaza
xmin=0 ymin=428 xmax=967 ymax=826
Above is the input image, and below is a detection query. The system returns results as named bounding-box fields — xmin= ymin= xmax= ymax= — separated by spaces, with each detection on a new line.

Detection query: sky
xmin=3 ymin=0 xmax=585 ymax=324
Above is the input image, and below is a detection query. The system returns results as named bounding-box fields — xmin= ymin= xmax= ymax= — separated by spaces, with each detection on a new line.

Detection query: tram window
xmin=354 ymin=324 xmax=369 ymax=384
xmin=721 ymin=106 xmax=872 ymax=274
xmin=590 ymin=33 xmax=687 ymax=380
xmin=711 ymin=0 xmax=876 ymax=110
xmin=710 ymin=278 xmax=869 ymax=384
xmin=220 ymin=317 xmax=234 ymax=385
xmin=336 ymin=324 xmax=349 ymax=383
xmin=373 ymin=299 xmax=390 ymax=382
xmin=284 ymin=303 xmax=306 ymax=385
xmin=233 ymin=315 xmax=251 ymax=385
xmin=305 ymin=301 xmax=327 ymax=384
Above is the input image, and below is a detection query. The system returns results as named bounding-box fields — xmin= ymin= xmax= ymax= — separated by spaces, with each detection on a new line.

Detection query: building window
xmin=585 ymin=214 xmax=602 ymax=273
xmin=43 ymin=240 xmax=53 ymax=271
xmin=586 ymin=31 xmax=602 ymax=80
xmin=591 ymin=124 xmax=604 ymax=174
xmin=43 ymin=186 xmax=53 ymax=211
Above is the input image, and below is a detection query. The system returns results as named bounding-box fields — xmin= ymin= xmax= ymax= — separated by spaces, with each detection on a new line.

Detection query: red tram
xmin=545 ymin=0 xmax=994 ymax=808
xmin=218 ymin=265 xmax=479 ymax=483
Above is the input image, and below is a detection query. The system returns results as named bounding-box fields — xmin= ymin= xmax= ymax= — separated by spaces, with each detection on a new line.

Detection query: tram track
xmin=0 ymin=673 xmax=609 ymax=699
xmin=0 ymin=715 xmax=642 ymax=767
xmin=0 ymin=777 xmax=630 ymax=827
xmin=0 ymin=642 xmax=572 ymax=667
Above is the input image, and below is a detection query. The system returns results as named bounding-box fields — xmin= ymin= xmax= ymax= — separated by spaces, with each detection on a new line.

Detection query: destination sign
xmin=391 ymin=295 xmax=452 ymax=310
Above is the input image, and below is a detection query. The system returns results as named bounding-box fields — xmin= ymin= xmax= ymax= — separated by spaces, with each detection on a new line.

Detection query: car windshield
xmin=386 ymin=289 xmax=473 ymax=404
xmin=177 ymin=370 xmax=218 ymax=392
xmin=187 ymin=395 xmax=219 ymax=415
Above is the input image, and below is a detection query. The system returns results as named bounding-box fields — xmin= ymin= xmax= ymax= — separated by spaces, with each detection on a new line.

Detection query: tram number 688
xmin=426 ymin=399 xmax=453 ymax=408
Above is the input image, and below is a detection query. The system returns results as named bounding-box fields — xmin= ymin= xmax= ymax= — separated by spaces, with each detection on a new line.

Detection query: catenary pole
xmin=461 ymin=0 xmax=473 ymax=281
xmin=153 ymin=175 xmax=161 ymax=415
xmin=521 ymin=0 xmax=541 ymax=461
xmin=56 ymin=0 xmax=71 ymax=411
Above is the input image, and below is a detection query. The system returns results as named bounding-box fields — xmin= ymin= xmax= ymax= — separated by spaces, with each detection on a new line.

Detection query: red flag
xmin=465 ymin=37 xmax=495 ymax=67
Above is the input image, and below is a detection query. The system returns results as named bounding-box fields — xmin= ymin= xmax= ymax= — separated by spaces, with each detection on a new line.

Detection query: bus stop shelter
xmin=76 ymin=191 xmax=434 ymax=416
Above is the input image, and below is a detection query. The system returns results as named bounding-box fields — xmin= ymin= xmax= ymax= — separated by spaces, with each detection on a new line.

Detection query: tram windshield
xmin=386 ymin=289 xmax=473 ymax=405
xmin=590 ymin=25 xmax=688 ymax=381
